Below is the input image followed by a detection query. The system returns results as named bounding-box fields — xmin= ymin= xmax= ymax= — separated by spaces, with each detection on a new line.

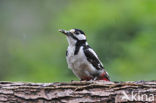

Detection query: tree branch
xmin=0 ymin=81 xmax=156 ymax=103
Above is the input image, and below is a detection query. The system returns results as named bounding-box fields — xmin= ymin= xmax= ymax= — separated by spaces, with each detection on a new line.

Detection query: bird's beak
xmin=59 ymin=29 xmax=70 ymax=36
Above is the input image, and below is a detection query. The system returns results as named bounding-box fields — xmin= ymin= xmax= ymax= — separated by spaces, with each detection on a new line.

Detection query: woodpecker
xmin=59 ymin=29 xmax=110 ymax=81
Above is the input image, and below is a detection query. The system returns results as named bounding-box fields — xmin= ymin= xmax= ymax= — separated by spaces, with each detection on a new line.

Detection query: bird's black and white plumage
xmin=59 ymin=29 xmax=110 ymax=81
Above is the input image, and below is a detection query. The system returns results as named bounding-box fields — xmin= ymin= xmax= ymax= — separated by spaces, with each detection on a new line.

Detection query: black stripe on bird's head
xmin=72 ymin=29 xmax=85 ymax=35
xmin=59 ymin=29 xmax=86 ymax=41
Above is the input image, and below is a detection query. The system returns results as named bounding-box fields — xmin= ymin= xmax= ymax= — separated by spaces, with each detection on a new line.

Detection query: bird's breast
xmin=67 ymin=47 xmax=85 ymax=65
xmin=66 ymin=46 xmax=97 ymax=79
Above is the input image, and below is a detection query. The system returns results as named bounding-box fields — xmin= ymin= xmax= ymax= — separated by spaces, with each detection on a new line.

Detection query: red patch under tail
xmin=98 ymin=72 xmax=110 ymax=81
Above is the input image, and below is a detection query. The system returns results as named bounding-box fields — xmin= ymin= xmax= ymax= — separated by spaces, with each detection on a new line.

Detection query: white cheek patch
xmin=76 ymin=34 xmax=86 ymax=40
xmin=67 ymin=36 xmax=77 ymax=46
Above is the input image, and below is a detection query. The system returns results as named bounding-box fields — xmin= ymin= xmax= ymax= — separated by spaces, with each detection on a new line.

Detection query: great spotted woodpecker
xmin=59 ymin=29 xmax=110 ymax=81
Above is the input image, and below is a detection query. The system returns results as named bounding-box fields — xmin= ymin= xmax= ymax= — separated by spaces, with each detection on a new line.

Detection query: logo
xmin=121 ymin=91 xmax=154 ymax=102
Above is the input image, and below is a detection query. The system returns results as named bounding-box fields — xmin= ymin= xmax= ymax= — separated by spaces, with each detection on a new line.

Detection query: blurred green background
xmin=0 ymin=0 xmax=155 ymax=82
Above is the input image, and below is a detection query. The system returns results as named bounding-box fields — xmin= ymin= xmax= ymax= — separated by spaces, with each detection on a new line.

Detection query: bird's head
xmin=59 ymin=29 xmax=86 ymax=46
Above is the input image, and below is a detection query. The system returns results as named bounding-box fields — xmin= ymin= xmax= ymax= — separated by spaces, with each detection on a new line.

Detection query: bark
xmin=0 ymin=81 xmax=156 ymax=103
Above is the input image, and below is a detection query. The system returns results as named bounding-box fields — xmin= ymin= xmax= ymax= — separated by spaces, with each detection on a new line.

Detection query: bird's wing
xmin=83 ymin=45 xmax=110 ymax=81
xmin=83 ymin=46 xmax=104 ymax=70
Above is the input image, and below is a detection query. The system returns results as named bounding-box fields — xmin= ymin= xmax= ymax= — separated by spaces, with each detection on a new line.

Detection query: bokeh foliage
xmin=0 ymin=0 xmax=155 ymax=82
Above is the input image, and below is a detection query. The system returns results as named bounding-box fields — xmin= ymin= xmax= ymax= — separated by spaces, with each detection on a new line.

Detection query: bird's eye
xmin=75 ymin=31 xmax=79 ymax=35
